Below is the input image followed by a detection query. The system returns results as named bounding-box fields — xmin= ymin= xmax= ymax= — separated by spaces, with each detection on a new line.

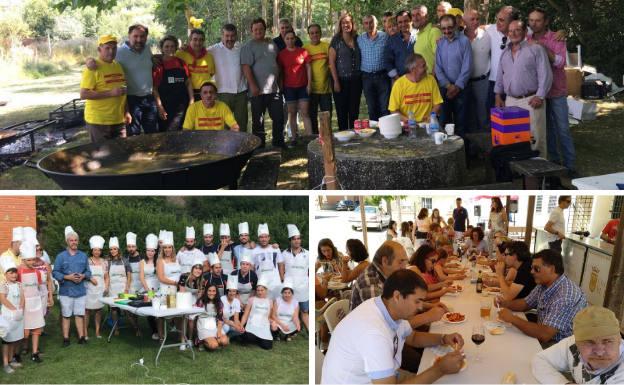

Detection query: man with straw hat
xmin=52 ymin=226 xmax=92 ymax=347
xmin=532 ymin=306 xmax=624 ymax=384
xmin=177 ymin=226 xmax=207 ymax=274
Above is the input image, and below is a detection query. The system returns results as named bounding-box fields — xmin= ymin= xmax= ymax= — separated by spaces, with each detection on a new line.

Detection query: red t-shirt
xmin=277 ymin=47 xmax=311 ymax=88
xmin=602 ymin=219 xmax=620 ymax=239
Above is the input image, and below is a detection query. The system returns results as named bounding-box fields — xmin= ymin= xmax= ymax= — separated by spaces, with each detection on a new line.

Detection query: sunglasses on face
xmin=531 ymin=265 xmax=542 ymax=273
xmin=500 ymin=36 xmax=508 ymax=50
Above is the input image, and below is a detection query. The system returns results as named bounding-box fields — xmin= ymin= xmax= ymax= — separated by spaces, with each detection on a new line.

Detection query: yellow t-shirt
xmin=388 ymin=74 xmax=443 ymax=121
xmin=80 ymin=59 xmax=127 ymax=125
xmin=303 ymin=41 xmax=331 ymax=94
xmin=183 ymin=100 xmax=237 ymax=130
xmin=176 ymin=49 xmax=216 ymax=91
xmin=414 ymin=23 xmax=442 ymax=74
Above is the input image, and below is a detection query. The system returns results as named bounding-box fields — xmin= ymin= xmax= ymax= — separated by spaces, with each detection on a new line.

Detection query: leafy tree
xmin=24 ymin=0 xmax=58 ymax=37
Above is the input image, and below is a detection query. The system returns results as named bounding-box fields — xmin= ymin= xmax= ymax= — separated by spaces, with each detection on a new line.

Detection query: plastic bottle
xmin=407 ymin=111 xmax=417 ymax=137
xmin=476 ymin=270 xmax=483 ymax=293
xmin=429 ymin=112 xmax=439 ymax=137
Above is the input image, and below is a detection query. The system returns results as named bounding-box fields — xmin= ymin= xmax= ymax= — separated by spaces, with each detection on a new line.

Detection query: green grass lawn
xmin=2 ymin=305 xmax=308 ymax=384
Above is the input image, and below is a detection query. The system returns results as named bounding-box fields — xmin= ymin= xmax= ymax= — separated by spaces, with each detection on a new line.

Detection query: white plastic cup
xmin=445 ymin=123 xmax=455 ymax=136
xmin=434 ymin=132 xmax=448 ymax=145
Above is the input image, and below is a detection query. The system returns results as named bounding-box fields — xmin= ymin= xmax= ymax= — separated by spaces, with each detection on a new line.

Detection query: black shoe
xmin=78 ymin=337 xmax=87 ymax=344
xmin=62 ymin=338 xmax=70 ymax=347
xmin=12 ymin=354 xmax=21 ymax=363
xmin=31 ymin=353 xmax=42 ymax=363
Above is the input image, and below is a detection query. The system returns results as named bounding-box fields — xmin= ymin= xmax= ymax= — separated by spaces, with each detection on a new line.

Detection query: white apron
xmin=285 ymin=250 xmax=309 ymax=303
xmin=197 ymin=303 xmax=218 ymax=340
xmin=245 ymin=297 xmax=272 ymax=340
xmin=129 ymin=258 xmax=142 ymax=294
xmin=34 ymin=263 xmax=49 ymax=316
xmin=86 ymin=262 xmax=105 ymax=310
xmin=236 ymin=272 xmax=253 ymax=305
xmin=159 ymin=261 xmax=181 ymax=295
xmin=276 ymin=297 xmax=297 ymax=334
xmin=22 ymin=270 xmax=45 ymax=330
xmin=142 ymin=261 xmax=160 ymax=293
xmin=109 ymin=262 xmax=127 ymax=297
xmin=255 ymin=249 xmax=282 ymax=299
xmin=1 ymin=282 xmax=24 ymax=342
xmin=220 ymin=249 xmax=234 ymax=276
xmin=206 ymin=274 xmax=226 ymax=298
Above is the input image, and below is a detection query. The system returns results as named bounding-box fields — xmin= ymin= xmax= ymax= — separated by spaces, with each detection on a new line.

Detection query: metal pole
xmin=360 ymin=195 xmax=368 ymax=251
xmin=524 ymin=196 xmax=536 ymax=247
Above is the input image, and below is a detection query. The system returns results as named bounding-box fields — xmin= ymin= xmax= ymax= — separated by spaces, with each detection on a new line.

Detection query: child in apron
xmin=16 ymin=241 xmax=46 ymax=363
xmin=241 ymin=279 xmax=273 ymax=350
xmin=204 ymin=254 xmax=228 ymax=297
xmin=140 ymin=234 xmax=160 ymax=341
xmin=221 ymin=278 xmax=244 ymax=338
xmin=196 ymin=284 xmax=228 ymax=351
xmin=271 ymin=282 xmax=301 ymax=342
xmin=0 ymin=263 xmax=24 ymax=374
xmin=85 ymin=236 xmax=108 ymax=340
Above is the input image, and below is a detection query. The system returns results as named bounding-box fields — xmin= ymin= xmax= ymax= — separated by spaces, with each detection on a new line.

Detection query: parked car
xmin=335 ymin=200 xmax=356 ymax=211
xmin=348 ymin=206 xmax=391 ymax=231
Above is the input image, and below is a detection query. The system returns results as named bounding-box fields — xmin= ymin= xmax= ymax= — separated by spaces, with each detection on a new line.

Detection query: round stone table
xmin=307 ymin=133 xmax=466 ymax=189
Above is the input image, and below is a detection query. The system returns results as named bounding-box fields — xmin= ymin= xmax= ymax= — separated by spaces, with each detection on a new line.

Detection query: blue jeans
xmin=439 ymin=86 xmax=467 ymax=137
xmin=127 ymin=95 xmax=158 ymax=136
xmin=361 ymin=71 xmax=391 ymax=121
xmin=546 ymin=96 xmax=576 ymax=171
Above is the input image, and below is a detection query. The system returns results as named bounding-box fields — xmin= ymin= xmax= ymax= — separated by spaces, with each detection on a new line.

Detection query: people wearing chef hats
xmin=124 ymin=232 xmax=143 ymax=295
xmin=155 ymin=231 xmax=182 ymax=344
xmin=52 ymin=225 xmax=91 ymax=346
xmin=0 ymin=227 xmax=24 ymax=285
xmin=85 ymin=235 xmax=107 ymax=341
xmin=177 ymin=254 xmax=206 ymax=349
xmin=270 ymin=277 xmax=301 ymax=342
xmin=200 ymin=223 xmax=218 ymax=256
xmin=281 ymin=224 xmax=309 ymax=332
xmin=233 ymin=222 xmax=252 ymax=271
xmin=107 ymin=235 xmax=140 ymax=335
xmin=216 ymin=223 xmax=236 ymax=276
xmin=230 ymin=248 xmax=258 ymax=306
xmin=252 ymin=223 xmax=284 ymax=300
xmin=140 ymin=233 xmax=161 ymax=341
xmin=221 ymin=277 xmax=245 ymax=338
xmin=240 ymin=274 xmax=274 ymax=350
xmin=16 ymin=240 xmax=47 ymax=363
xmin=1 ymin=257 xmax=24 ymax=373
xmin=205 ymin=253 xmax=228 ymax=297
xmin=176 ymin=226 xmax=207 ymax=275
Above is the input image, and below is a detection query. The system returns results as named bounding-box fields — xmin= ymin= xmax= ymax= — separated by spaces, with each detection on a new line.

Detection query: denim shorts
xmin=283 ymin=86 xmax=309 ymax=103
xmin=299 ymin=300 xmax=309 ymax=313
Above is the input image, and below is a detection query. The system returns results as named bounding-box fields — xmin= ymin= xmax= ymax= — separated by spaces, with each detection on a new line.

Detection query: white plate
xmin=483 ymin=287 xmax=501 ymax=296
xmin=485 ymin=321 xmax=507 ymax=335
xmin=334 ymin=131 xmax=356 ymax=142
xmin=356 ymin=128 xmax=376 ymax=138
xmin=442 ymin=312 xmax=467 ymax=324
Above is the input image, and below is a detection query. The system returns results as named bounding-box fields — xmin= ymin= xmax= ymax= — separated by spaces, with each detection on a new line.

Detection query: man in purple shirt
xmin=528 ymin=8 xmax=576 ymax=175
xmin=435 ymin=14 xmax=472 ymax=138
xmin=495 ymin=19 xmax=552 ymax=158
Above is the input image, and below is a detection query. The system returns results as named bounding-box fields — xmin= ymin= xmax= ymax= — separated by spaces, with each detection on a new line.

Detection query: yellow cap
xmin=573 ymin=306 xmax=621 ymax=342
xmin=447 ymin=8 xmax=464 ymax=17
xmin=98 ymin=34 xmax=118 ymax=46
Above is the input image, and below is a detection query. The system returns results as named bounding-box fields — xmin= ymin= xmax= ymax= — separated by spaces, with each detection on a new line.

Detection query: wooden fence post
xmin=318 ymin=111 xmax=339 ymax=190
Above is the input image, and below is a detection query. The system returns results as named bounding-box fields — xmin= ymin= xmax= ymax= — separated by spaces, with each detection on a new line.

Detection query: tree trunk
xmin=226 ymin=0 xmax=233 ymax=22
xmin=305 ymin=0 xmax=312 ymax=30
xmin=262 ymin=0 xmax=268 ymax=25
xmin=292 ymin=0 xmax=297 ymax=33
xmin=273 ymin=0 xmax=280 ymax=36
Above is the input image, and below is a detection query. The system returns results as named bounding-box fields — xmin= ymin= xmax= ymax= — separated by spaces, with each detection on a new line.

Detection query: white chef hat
xmin=192 ymin=256 xmax=205 ymax=267
xmin=186 ymin=226 xmax=196 ymax=239
xmin=208 ymin=253 xmax=220 ymax=266
xmin=145 ymin=233 xmax=158 ymax=250
xmin=226 ymin=277 xmax=238 ymax=291
xmin=282 ymin=277 xmax=294 ymax=291
xmin=1 ymin=258 xmax=17 ymax=272
xmin=158 ymin=230 xmax=165 ymax=242
xmin=203 ymin=224 xmax=213 ymax=236
xmin=287 ymin=224 xmax=300 ymax=238
xmin=257 ymin=223 xmax=269 ymax=236
xmin=64 ymin=226 xmax=78 ymax=240
xmin=239 ymin=248 xmax=253 ymax=264
xmin=257 ymin=275 xmax=270 ymax=289
xmin=22 ymin=227 xmax=38 ymax=245
xmin=162 ymin=231 xmax=174 ymax=247
xmin=11 ymin=227 xmax=24 ymax=242
xmin=238 ymin=222 xmax=249 ymax=235
xmin=219 ymin=223 xmax=230 ymax=237
xmin=19 ymin=240 xmax=37 ymax=260
xmin=109 ymin=236 xmax=120 ymax=249
xmin=126 ymin=232 xmax=137 ymax=246
xmin=89 ymin=235 xmax=105 ymax=250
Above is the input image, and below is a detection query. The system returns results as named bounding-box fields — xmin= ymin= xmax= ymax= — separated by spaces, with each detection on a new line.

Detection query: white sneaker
xmin=179 ymin=344 xmax=186 ymax=351
xmin=151 ymin=333 xmax=159 ymax=341
xmin=3 ymin=365 xmax=14 ymax=374
xmin=9 ymin=361 xmax=21 ymax=368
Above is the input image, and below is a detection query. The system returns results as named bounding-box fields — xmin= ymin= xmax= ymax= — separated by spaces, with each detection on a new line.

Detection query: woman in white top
xmin=220 ymin=278 xmax=244 ymax=338
xmin=488 ymin=197 xmax=508 ymax=234
xmin=241 ymin=279 xmax=273 ymax=350
xmin=270 ymin=281 xmax=300 ymax=342
xmin=196 ymin=284 xmax=228 ymax=351
xmin=414 ymin=208 xmax=431 ymax=240
xmin=140 ymin=234 xmax=160 ymax=341
xmin=156 ymin=231 xmax=182 ymax=343
xmin=394 ymin=222 xmax=415 ymax=258
xmin=85 ymin=236 xmax=109 ymax=340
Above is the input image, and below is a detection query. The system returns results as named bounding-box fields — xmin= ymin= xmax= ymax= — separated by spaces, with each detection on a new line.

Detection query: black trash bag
xmin=490 ymin=142 xmax=540 ymax=182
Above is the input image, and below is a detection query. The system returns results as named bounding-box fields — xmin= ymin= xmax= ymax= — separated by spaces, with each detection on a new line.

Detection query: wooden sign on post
xmin=318 ymin=111 xmax=339 ymax=190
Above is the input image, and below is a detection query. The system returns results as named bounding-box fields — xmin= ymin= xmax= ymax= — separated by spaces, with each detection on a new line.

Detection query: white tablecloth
xmin=572 ymin=172 xmax=624 ymax=190
xmin=417 ymin=273 xmax=543 ymax=383
xmin=100 ymin=297 xmax=204 ymax=319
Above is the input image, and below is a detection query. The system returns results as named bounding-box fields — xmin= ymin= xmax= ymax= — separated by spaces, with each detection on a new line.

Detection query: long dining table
xmin=416 ymin=264 xmax=543 ymax=384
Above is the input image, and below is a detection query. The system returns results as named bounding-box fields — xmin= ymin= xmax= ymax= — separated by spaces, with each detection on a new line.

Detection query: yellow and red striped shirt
xmin=183 ymin=100 xmax=237 ymax=131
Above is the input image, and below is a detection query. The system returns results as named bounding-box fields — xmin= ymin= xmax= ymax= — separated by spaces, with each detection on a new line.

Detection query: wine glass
xmin=471 ymin=324 xmax=486 ymax=362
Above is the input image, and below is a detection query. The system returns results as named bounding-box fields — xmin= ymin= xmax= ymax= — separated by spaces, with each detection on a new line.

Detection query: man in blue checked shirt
xmin=497 ymin=249 xmax=587 ymax=347
xmin=435 ymin=14 xmax=472 ymax=138
xmin=357 ymin=15 xmax=390 ymax=121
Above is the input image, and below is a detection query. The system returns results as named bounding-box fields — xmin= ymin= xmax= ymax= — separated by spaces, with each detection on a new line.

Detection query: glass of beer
xmin=480 ymin=298 xmax=492 ymax=319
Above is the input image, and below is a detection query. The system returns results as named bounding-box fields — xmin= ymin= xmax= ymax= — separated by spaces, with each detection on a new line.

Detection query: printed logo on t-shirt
xmin=310 ymin=53 xmax=327 ymax=61
xmin=404 ymin=92 xmax=432 ymax=105
xmin=104 ymin=73 xmax=125 ymax=84
xmin=198 ymin=117 xmax=223 ymax=128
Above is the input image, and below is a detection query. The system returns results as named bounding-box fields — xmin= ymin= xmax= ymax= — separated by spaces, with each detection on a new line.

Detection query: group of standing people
xmin=0 ymin=221 xmax=308 ymax=374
